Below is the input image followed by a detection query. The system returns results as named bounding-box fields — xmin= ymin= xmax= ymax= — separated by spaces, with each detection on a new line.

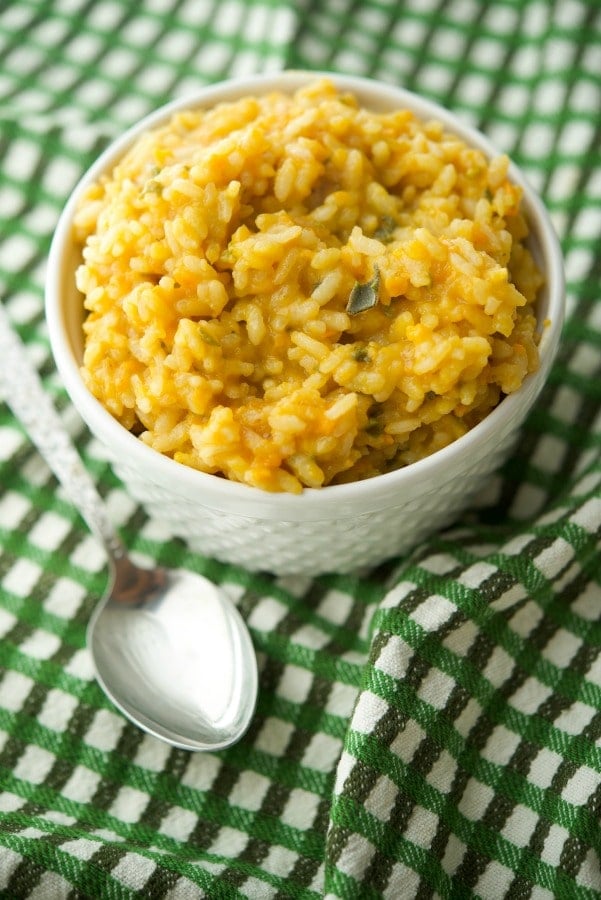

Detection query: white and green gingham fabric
xmin=1 ymin=1 xmax=600 ymax=897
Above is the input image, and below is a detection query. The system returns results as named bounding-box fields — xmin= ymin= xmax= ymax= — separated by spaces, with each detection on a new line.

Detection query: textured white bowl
xmin=46 ymin=71 xmax=565 ymax=575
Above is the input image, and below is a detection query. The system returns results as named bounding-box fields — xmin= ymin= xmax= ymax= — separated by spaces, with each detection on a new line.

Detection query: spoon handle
xmin=0 ymin=302 xmax=126 ymax=562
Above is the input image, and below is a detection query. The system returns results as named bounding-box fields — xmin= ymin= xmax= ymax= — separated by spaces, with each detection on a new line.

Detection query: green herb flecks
xmin=366 ymin=402 xmax=384 ymax=435
xmin=365 ymin=420 xmax=384 ymax=436
xmin=353 ymin=347 xmax=370 ymax=363
xmin=144 ymin=179 xmax=163 ymax=195
xmin=373 ymin=216 xmax=397 ymax=242
xmin=198 ymin=326 xmax=219 ymax=346
xmin=346 ymin=266 xmax=380 ymax=316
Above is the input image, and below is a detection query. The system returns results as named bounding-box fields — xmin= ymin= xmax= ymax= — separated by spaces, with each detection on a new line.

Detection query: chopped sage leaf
xmin=346 ymin=266 xmax=380 ymax=316
xmin=198 ymin=326 xmax=219 ymax=346
xmin=353 ymin=347 xmax=370 ymax=363
xmin=373 ymin=216 xmax=397 ymax=242
xmin=144 ymin=179 xmax=162 ymax=195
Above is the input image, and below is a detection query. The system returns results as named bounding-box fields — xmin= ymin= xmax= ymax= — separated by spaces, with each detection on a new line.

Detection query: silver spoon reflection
xmin=0 ymin=303 xmax=257 ymax=751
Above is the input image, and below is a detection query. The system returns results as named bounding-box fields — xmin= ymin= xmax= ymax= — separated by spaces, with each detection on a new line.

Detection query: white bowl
xmin=45 ymin=71 xmax=565 ymax=575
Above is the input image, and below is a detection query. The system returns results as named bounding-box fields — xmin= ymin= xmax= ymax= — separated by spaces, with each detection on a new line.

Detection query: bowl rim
xmin=45 ymin=69 xmax=566 ymax=517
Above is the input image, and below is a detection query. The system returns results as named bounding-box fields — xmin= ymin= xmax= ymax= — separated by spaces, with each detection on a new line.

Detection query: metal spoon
xmin=0 ymin=303 xmax=258 ymax=751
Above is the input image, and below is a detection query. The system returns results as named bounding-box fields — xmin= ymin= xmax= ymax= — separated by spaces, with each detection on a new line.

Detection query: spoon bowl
xmin=89 ymin=557 xmax=257 ymax=750
xmin=0 ymin=302 xmax=258 ymax=751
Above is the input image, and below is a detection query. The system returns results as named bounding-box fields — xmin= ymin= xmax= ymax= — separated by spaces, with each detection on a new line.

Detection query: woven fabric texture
xmin=0 ymin=1 xmax=600 ymax=897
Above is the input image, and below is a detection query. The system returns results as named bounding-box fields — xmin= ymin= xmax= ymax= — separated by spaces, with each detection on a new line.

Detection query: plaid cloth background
xmin=1 ymin=0 xmax=600 ymax=897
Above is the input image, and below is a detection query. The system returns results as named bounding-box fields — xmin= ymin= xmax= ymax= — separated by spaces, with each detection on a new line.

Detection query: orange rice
xmin=74 ymin=78 xmax=543 ymax=492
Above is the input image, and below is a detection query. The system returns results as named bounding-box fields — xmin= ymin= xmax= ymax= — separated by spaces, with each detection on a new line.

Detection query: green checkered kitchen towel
xmin=1 ymin=0 xmax=600 ymax=897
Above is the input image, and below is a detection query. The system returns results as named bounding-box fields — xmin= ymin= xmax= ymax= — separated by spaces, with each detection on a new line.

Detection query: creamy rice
xmin=75 ymin=78 xmax=543 ymax=492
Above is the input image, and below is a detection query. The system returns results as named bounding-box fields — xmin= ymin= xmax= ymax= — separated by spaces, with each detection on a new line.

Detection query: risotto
xmin=75 ymin=78 xmax=543 ymax=493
